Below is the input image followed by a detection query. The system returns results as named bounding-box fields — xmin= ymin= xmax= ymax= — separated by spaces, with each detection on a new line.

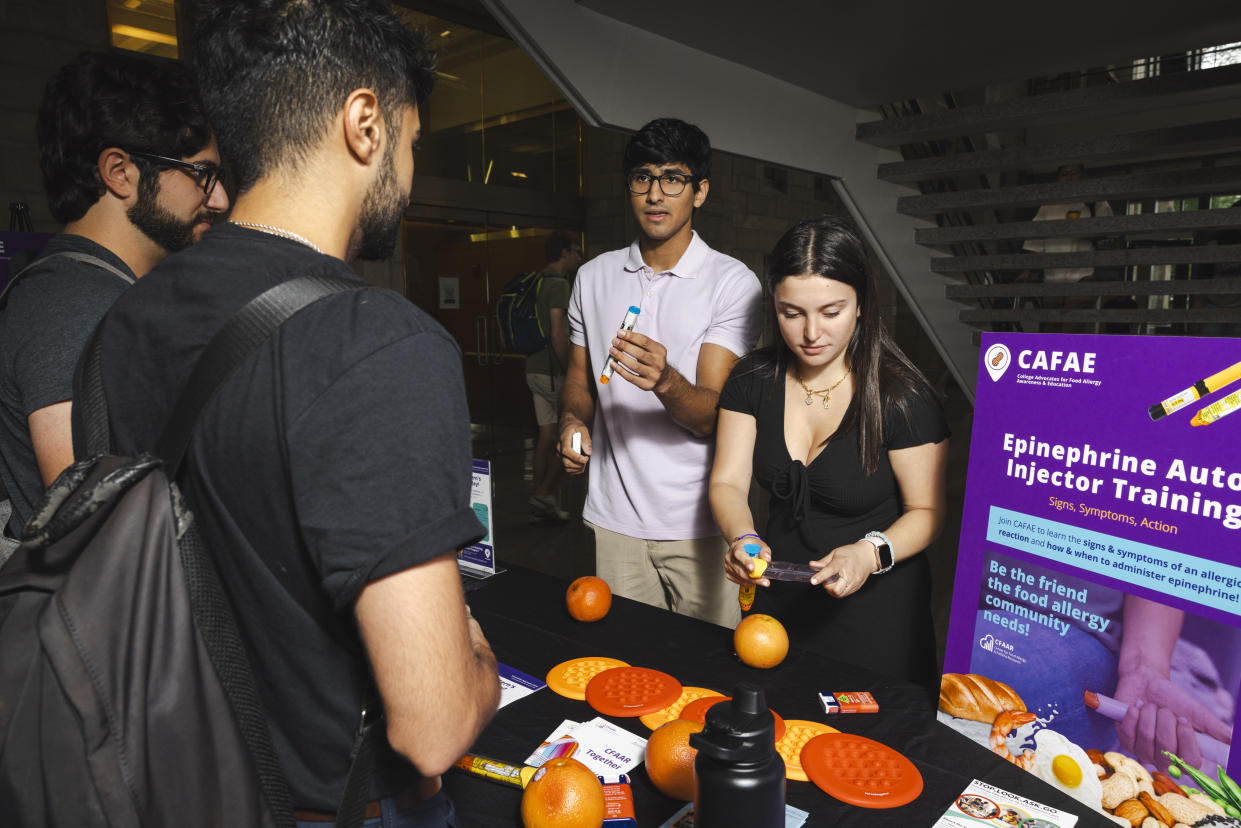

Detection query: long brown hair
xmin=753 ymin=215 xmax=939 ymax=475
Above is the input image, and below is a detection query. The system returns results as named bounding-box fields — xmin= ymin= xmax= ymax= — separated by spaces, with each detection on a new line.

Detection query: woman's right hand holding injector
xmin=724 ymin=535 xmax=772 ymax=587
xmin=558 ymin=417 xmax=591 ymax=474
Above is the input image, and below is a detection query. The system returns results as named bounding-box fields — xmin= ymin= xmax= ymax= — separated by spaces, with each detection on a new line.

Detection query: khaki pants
xmin=587 ymin=520 xmax=740 ymax=628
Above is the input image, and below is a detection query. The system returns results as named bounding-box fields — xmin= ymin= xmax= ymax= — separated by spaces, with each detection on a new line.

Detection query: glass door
xmin=403 ymin=216 xmax=573 ymax=457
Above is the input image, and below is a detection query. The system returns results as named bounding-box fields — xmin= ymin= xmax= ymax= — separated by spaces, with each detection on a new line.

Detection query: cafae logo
xmin=984 ymin=344 xmax=1011 ymax=382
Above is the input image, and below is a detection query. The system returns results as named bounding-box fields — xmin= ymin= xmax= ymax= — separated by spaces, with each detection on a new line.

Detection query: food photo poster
xmin=942 ymin=332 xmax=1241 ymax=823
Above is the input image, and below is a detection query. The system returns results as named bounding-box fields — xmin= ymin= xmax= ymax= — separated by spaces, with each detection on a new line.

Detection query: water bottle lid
xmin=689 ymin=683 xmax=777 ymax=763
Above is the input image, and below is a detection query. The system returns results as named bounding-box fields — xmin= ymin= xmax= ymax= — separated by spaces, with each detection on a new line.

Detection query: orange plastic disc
xmin=678 ymin=696 xmax=786 ymax=742
xmin=638 ymin=686 xmax=723 ymax=730
xmin=546 ymin=656 xmax=630 ymax=700
xmin=584 ymin=666 xmax=682 ymax=717
xmin=774 ymin=720 xmax=839 ymax=781
xmin=799 ymin=732 xmax=923 ymax=808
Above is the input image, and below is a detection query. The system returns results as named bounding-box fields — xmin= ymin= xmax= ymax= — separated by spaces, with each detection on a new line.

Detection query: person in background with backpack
xmin=558 ymin=118 xmax=762 ymax=627
xmin=82 ymin=1 xmax=499 ymax=824
xmin=0 ymin=51 xmax=228 ymax=553
xmin=526 ymin=230 xmax=582 ymax=524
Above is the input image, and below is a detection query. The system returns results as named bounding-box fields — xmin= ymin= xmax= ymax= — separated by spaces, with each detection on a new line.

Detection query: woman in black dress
xmin=709 ymin=216 xmax=949 ymax=689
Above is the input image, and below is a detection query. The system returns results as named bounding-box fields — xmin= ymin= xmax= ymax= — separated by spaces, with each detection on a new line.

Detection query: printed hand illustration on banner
xmin=1112 ymin=596 xmax=1234 ymax=773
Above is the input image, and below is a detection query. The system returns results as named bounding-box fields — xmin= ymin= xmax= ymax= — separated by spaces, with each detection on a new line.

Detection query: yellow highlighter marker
xmin=1191 ymin=389 xmax=1241 ymax=427
xmin=1149 ymin=358 xmax=1241 ymax=421
xmin=453 ymin=753 xmax=539 ymax=789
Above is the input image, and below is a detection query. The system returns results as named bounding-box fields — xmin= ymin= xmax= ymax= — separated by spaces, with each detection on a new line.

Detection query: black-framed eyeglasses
xmin=127 ymin=150 xmax=225 ymax=197
xmin=626 ymin=170 xmax=699 ymax=197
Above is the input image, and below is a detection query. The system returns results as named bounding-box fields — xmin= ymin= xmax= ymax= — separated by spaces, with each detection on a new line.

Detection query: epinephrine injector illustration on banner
xmin=943 ymin=332 xmax=1241 ymax=825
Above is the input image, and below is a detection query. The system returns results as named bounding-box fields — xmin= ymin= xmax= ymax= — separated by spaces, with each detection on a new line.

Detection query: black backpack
xmin=0 ymin=275 xmax=379 ymax=828
xmin=496 ymin=270 xmax=548 ymax=355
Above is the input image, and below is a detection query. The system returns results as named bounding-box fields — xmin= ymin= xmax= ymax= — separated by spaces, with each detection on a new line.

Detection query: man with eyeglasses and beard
xmin=81 ymin=1 xmax=499 ymax=823
xmin=0 ymin=50 xmax=228 ymax=555
xmin=558 ymin=118 xmax=762 ymax=628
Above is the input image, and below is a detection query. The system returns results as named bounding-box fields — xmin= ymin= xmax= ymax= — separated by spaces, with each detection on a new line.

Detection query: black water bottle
xmin=689 ymin=683 xmax=785 ymax=827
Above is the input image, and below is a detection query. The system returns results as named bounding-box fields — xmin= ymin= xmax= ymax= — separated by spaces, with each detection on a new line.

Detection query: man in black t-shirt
xmin=0 ymin=51 xmax=228 ymax=546
xmin=84 ymin=2 xmax=499 ymax=822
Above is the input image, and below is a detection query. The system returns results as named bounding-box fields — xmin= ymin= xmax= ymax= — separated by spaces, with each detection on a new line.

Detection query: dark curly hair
xmin=191 ymin=0 xmax=436 ymax=196
xmin=622 ymin=118 xmax=711 ymax=186
xmin=37 ymin=51 xmax=212 ymax=225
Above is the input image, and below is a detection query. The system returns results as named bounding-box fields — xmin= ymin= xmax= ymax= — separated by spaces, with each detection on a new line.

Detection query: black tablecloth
xmin=448 ymin=564 xmax=1112 ymax=827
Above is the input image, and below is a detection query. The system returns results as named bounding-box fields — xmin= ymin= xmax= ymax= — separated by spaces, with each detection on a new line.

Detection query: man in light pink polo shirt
xmin=559 ymin=118 xmax=761 ymax=627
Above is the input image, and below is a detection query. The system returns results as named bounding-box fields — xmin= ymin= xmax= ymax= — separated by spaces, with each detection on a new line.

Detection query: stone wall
xmin=0 ymin=0 xmax=110 ymax=231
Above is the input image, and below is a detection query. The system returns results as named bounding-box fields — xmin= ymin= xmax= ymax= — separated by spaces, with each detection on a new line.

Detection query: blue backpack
xmin=496 ymin=271 xmax=547 ymax=355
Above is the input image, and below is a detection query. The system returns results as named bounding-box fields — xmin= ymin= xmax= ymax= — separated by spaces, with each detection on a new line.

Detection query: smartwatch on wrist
xmin=863 ymin=531 xmax=894 ymax=574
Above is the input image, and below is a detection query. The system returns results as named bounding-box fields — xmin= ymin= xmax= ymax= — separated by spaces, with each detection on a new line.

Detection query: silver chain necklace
xmin=230 ymin=221 xmax=324 ymax=255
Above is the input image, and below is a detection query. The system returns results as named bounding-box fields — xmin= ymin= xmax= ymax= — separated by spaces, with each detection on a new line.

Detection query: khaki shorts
xmin=525 ymin=373 xmax=564 ymax=426
xmin=587 ymin=520 xmax=740 ymax=628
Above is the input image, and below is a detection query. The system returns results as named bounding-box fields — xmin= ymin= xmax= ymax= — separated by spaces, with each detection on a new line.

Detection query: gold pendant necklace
xmin=795 ymin=368 xmax=849 ymax=409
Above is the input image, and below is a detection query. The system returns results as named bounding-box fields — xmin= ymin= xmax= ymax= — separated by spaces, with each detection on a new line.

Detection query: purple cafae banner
xmin=942 ymin=332 xmax=1241 ymax=819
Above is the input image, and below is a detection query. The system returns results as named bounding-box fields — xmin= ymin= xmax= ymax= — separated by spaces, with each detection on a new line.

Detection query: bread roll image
xmin=939 ymin=673 xmax=1026 ymax=722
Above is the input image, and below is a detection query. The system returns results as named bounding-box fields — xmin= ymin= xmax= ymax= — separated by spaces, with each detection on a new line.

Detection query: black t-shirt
xmin=0 ymin=234 xmax=134 ymax=533
xmin=719 ymin=355 xmax=949 ymax=558
xmin=89 ymin=223 xmax=484 ymax=809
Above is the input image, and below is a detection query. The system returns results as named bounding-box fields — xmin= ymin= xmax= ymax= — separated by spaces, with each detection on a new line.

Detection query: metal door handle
xmin=491 ymin=316 xmax=505 ymax=365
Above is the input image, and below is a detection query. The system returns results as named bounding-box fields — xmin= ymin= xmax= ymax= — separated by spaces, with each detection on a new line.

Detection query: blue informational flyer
xmin=497 ymin=662 xmax=545 ymax=709
xmin=459 ymin=459 xmax=496 ymax=576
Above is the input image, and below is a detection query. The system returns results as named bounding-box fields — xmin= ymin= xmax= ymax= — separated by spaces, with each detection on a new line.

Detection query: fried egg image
xmin=1031 ymin=729 xmax=1102 ymax=810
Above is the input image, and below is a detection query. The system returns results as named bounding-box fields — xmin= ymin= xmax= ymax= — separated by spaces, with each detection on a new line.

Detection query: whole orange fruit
xmin=733 ymin=613 xmax=789 ymax=669
xmin=644 ymin=718 xmax=703 ymax=801
xmin=566 ymin=576 xmax=612 ymax=622
xmin=520 ymin=756 xmax=606 ymax=828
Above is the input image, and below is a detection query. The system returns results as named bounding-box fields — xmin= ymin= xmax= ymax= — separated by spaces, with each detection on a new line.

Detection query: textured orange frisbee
xmin=774 ymin=719 xmax=839 ymax=781
xmin=584 ymin=666 xmax=682 ymax=717
xmin=545 ymin=656 xmax=629 ymax=700
xmin=800 ymin=732 xmax=922 ymax=808
xmin=638 ymin=686 xmax=724 ymax=730
xmin=678 ymin=696 xmax=786 ymax=742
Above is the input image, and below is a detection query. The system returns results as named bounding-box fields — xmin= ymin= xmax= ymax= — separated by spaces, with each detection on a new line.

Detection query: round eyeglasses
xmin=127 ymin=150 xmax=225 ymax=198
xmin=626 ymin=170 xmax=698 ymax=197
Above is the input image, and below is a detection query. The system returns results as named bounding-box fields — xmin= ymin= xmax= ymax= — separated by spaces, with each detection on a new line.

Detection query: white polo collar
xmin=623 ymin=230 xmax=708 ymax=279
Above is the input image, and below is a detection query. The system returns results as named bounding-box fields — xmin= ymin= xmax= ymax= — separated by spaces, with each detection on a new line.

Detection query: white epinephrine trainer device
xmin=571 ymin=431 xmax=582 ymax=455
xmin=599 ymin=305 xmax=641 ymax=385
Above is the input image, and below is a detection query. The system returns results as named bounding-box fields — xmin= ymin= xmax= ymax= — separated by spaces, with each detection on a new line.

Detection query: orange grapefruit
xmin=644 ymin=718 xmax=703 ymax=801
xmin=566 ymin=576 xmax=612 ymax=622
xmin=520 ymin=756 xmax=606 ymax=828
xmin=734 ymin=613 xmax=789 ymax=669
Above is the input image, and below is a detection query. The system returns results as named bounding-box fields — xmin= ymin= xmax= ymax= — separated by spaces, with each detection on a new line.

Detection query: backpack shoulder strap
xmin=157 ymin=274 xmax=363 ymax=828
xmin=74 ymin=324 xmax=112 ymax=458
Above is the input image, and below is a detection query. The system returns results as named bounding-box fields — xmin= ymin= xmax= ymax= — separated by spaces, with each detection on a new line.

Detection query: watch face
xmin=878 ymin=544 xmax=894 ymax=570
